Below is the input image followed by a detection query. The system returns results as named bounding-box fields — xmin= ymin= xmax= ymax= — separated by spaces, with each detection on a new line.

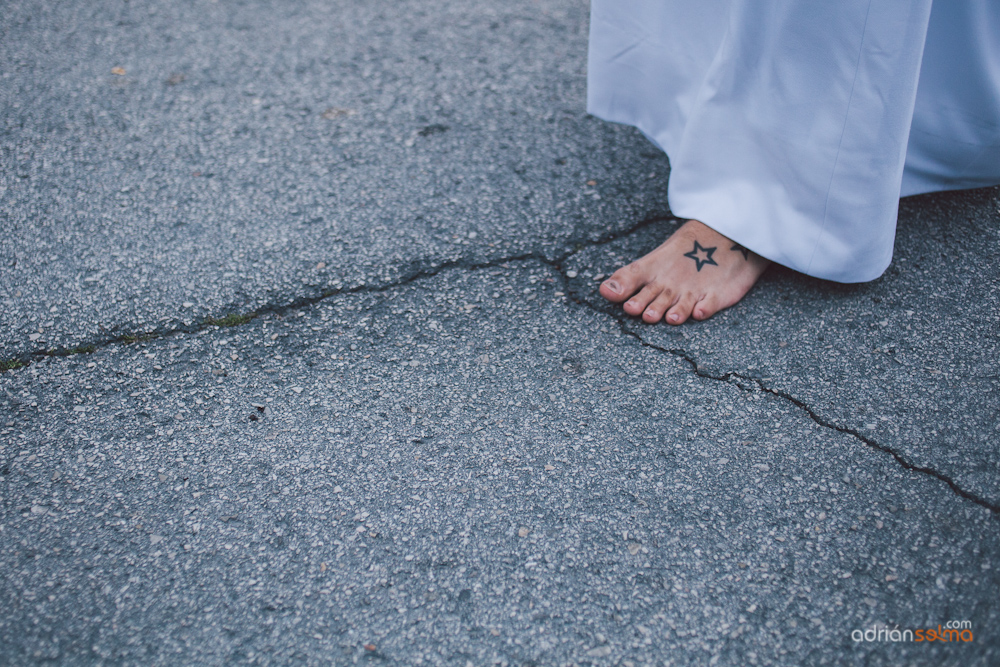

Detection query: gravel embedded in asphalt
xmin=1 ymin=0 xmax=998 ymax=663
xmin=2 ymin=262 xmax=998 ymax=664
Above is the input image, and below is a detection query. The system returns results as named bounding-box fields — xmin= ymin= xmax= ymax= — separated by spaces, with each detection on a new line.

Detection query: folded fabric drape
xmin=588 ymin=1 xmax=1000 ymax=282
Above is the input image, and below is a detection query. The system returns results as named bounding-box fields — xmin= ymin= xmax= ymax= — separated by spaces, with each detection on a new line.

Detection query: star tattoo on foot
xmin=684 ymin=241 xmax=718 ymax=271
xmin=731 ymin=243 xmax=749 ymax=260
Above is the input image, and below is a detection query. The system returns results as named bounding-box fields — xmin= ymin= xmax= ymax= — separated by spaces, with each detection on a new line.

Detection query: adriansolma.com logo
xmin=852 ymin=621 xmax=974 ymax=644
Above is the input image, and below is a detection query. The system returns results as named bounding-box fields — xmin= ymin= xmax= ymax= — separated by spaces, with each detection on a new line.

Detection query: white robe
xmin=588 ymin=1 xmax=1000 ymax=282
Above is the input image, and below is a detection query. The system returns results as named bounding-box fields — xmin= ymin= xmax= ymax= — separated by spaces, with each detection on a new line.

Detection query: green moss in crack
xmin=0 ymin=358 xmax=26 ymax=372
xmin=50 ymin=345 xmax=97 ymax=357
xmin=122 ymin=333 xmax=154 ymax=345
xmin=204 ymin=312 xmax=253 ymax=328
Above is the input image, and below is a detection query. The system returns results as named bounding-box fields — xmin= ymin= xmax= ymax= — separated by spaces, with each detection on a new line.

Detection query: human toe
xmin=599 ymin=266 xmax=643 ymax=303
xmin=692 ymin=294 xmax=723 ymax=321
xmin=665 ymin=293 xmax=698 ymax=325
xmin=642 ymin=291 xmax=676 ymax=323
xmin=623 ymin=283 xmax=661 ymax=317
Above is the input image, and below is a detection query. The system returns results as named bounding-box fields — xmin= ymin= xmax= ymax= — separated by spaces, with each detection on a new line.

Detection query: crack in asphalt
xmin=5 ymin=212 xmax=994 ymax=518
xmin=1 ymin=215 xmax=672 ymax=370
xmin=570 ymin=302 xmax=1000 ymax=516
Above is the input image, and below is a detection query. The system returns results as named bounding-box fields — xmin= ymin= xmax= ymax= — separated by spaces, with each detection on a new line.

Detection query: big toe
xmin=599 ymin=266 xmax=643 ymax=303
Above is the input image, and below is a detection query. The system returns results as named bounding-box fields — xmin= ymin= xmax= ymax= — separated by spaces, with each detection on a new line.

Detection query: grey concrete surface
xmin=2 ymin=0 xmax=998 ymax=665
xmin=569 ymin=186 xmax=1000 ymax=509
xmin=3 ymin=264 xmax=997 ymax=665
xmin=1 ymin=0 xmax=670 ymax=360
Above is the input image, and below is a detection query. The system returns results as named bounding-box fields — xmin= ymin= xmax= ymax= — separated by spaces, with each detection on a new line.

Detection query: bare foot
xmin=599 ymin=220 xmax=770 ymax=324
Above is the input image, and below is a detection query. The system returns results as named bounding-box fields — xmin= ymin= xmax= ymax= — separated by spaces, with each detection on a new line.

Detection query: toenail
xmin=605 ymin=280 xmax=622 ymax=294
xmin=668 ymin=313 xmax=680 ymax=322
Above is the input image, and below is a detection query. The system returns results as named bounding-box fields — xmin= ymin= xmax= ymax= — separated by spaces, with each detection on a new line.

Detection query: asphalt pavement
xmin=2 ymin=1 xmax=998 ymax=665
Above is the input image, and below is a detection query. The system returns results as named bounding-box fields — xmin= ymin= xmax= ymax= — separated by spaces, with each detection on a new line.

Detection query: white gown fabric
xmin=588 ymin=1 xmax=1000 ymax=282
